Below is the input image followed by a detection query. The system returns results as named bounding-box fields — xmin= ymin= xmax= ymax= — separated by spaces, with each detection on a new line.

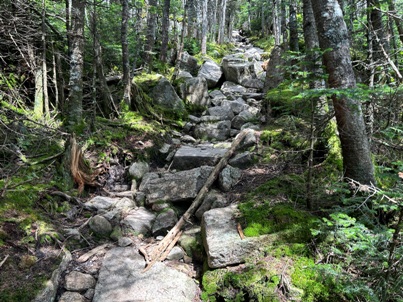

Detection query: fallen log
xmin=143 ymin=129 xmax=252 ymax=272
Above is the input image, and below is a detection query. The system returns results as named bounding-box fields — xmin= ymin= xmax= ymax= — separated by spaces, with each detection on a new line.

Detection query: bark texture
xmin=66 ymin=0 xmax=85 ymax=127
xmin=311 ymin=0 xmax=376 ymax=185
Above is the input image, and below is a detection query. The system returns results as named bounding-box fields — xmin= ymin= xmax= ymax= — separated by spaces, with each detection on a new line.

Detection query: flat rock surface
xmin=202 ymin=205 xmax=275 ymax=268
xmin=139 ymin=166 xmax=213 ymax=203
xmin=171 ymin=146 xmax=228 ymax=170
xmin=93 ymin=247 xmax=199 ymax=302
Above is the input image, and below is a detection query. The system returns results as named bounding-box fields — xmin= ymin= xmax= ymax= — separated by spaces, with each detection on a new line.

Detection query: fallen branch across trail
xmin=143 ymin=129 xmax=252 ymax=272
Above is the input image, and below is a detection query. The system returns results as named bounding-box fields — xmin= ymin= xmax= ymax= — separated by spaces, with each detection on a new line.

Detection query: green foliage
xmin=184 ymin=37 xmax=200 ymax=55
xmin=310 ymin=183 xmax=403 ymax=302
xmin=249 ymin=37 xmax=275 ymax=53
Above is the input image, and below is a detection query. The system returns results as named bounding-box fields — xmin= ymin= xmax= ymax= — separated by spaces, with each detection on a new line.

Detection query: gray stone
xmin=209 ymin=90 xmax=227 ymax=106
xmin=58 ymin=292 xmax=86 ymax=302
xmin=241 ymin=78 xmax=264 ymax=90
xmin=241 ymin=122 xmax=260 ymax=131
xmin=198 ymin=60 xmax=223 ymax=88
xmin=85 ymin=196 xmax=117 ymax=211
xmin=176 ymin=70 xmax=193 ymax=80
xmin=139 ymin=166 xmax=213 ymax=204
xmin=202 ymin=206 xmax=275 ymax=268
xmin=159 ymin=143 xmax=172 ymax=154
xmin=179 ymin=77 xmax=210 ymax=107
xmin=110 ymin=225 xmax=123 ymax=241
xmin=121 ymin=207 xmax=156 ymax=235
xmin=151 ymin=202 xmax=171 ymax=212
xmin=152 ymin=208 xmax=178 ymax=236
xmin=118 ymin=237 xmax=133 ymax=247
xmin=229 ymin=151 xmax=255 ymax=168
xmin=128 ymin=161 xmax=149 ymax=181
xmin=240 ymin=129 xmax=257 ymax=149
xmin=231 ymin=110 xmax=256 ymax=129
xmin=229 ymin=98 xmax=248 ymax=115
xmin=84 ymin=289 xmax=95 ymax=300
xmin=135 ymin=192 xmax=146 ymax=207
xmin=221 ymin=81 xmax=248 ymax=97
xmin=178 ymin=52 xmax=199 ymax=76
xmin=93 ymin=247 xmax=198 ymax=302
xmin=219 ymin=166 xmax=242 ymax=191
xmin=207 ymin=105 xmax=234 ymax=120
xmin=89 ymin=215 xmax=112 ymax=237
xmin=194 ymin=120 xmax=231 ymax=141
xmin=199 ymin=115 xmax=226 ymax=123
xmin=244 ymin=47 xmax=264 ymax=61
xmin=171 ymin=145 xmax=227 ymax=170
xmin=221 ymin=55 xmax=257 ymax=85
xmin=167 ymin=246 xmax=185 ymax=260
xmin=180 ymin=134 xmax=197 ymax=144
xmin=242 ymin=92 xmax=264 ymax=100
xmin=188 ymin=115 xmax=201 ymax=123
xmin=65 ymin=271 xmax=96 ymax=291
xmin=151 ymin=77 xmax=185 ymax=112
xmin=195 ymin=190 xmax=228 ymax=220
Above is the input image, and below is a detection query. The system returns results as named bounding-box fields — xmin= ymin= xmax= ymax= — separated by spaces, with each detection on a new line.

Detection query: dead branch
xmin=0 ymin=254 xmax=9 ymax=269
xmin=143 ymin=129 xmax=252 ymax=272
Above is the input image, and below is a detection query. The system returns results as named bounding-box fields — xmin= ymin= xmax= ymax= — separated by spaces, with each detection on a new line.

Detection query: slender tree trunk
xmin=121 ymin=0 xmax=131 ymax=105
xmin=218 ymin=0 xmax=227 ymax=44
xmin=66 ymin=0 xmax=85 ymax=128
xmin=51 ymin=42 xmax=59 ymax=110
xmin=160 ymin=0 xmax=171 ymax=62
xmin=34 ymin=62 xmax=44 ymax=118
xmin=273 ymin=0 xmax=281 ymax=45
xmin=144 ymin=0 xmax=157 ymax=71
xmin=311 ymin=0 xmax=376 ymax=185
xmin=42 ymin=0 xmax=49 ymax=118
xmin=91 ymin=3 xmax=116 ymax=116
xmin=289 ymin=0 xmax=299 ymax=52
xmin=201 ymin=0 xmax=208 ymax=54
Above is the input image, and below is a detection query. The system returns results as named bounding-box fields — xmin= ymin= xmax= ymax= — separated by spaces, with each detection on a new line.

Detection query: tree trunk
xmin=121 ymin=0 xmax=131 ymax=105
xmin=311 ymin=0 xmax=376 ymax=185
xmin=218 ymin=0 xmax=227 ymax=44
xmin=159 ymin=0 xmax=171 ymax=62
xmin=201 ymin=0 xmax=208 ymax=54
xmin=66 ymin=0 xmax=85 ymax=128
xmin=272 ymin=0 xmax=281 ymax=45
xmin=144 ymin=0 xmax=157 ymax=71
xmin=42 ymin=0 xmax=49 ymax=118
xmin=289 ymin=0 xmax=299 ymax=52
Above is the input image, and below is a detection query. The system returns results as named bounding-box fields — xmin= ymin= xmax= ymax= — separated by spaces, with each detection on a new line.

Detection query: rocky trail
xmin=38 ymin=32 xmax=272 ymax=302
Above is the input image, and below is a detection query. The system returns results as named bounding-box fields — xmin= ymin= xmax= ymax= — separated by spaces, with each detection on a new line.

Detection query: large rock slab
xmin=179 ymin=77 xmax=210 ymax=107
xmin=93 ymin=247 xmax=198 ymax=302
xmin=171 ymin=145 xmax=228 ymax=170
xmin=139 ymin=166 xmax=213 ymax=204
xmin=194 ymin=120 xmax=231 ymax=141
xmin=221 ymin=55 xmax=257 ymax=86
xmin=151 ymin=77 xmax=185 ymax=112
xmin=198 ymin=60 xmax=223 ymax=88
xmin=202 ymin=206 xmax=275 ymax=268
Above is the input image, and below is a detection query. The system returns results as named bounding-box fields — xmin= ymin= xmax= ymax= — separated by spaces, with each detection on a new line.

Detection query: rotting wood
xmin=142 ymin=129 xmax=252 ymax=272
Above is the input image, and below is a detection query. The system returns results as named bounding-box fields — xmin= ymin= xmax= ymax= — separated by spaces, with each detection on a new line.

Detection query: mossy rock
xmin=133 ymin=73 xmax=163 ymax=94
